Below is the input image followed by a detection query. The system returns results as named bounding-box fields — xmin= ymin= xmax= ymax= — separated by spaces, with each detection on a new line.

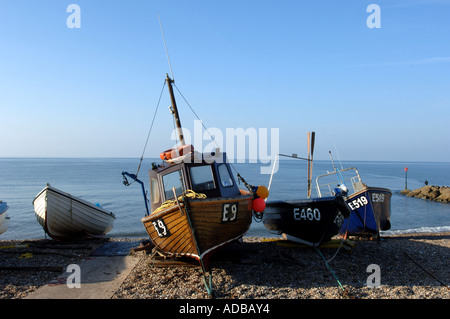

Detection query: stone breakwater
xmin=401 ymin=185 xmax=450 ymax=203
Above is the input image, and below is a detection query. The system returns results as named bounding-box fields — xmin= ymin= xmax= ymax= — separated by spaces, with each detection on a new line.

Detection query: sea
xmin=0 ymin=158 xmax=449 ymax=240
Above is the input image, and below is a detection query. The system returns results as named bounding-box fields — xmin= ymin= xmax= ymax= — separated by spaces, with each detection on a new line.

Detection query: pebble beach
xmin=0 ymin=233 xmax=449 ymax=300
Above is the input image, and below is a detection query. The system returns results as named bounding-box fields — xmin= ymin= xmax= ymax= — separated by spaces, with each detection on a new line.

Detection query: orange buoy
xmin=160 ymin=144 xmax=194 ymax=160
xmin=256 ymin=185 xmax=269 ymax=199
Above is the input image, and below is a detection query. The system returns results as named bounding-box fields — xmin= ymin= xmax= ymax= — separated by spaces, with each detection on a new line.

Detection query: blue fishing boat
xmin=315 ymin=166 xmax=392 ymax=238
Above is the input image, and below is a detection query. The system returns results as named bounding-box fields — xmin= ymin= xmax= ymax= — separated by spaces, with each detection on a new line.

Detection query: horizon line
xmin=0 ymin=156 xmax=449 ymax=164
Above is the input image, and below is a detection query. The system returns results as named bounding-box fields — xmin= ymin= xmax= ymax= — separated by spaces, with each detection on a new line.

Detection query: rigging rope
xmin=135 ymin=80 xmax=166 ymax=177
xmin=172 ymin=83 xmax=254 ymax=193
xmin=173 ymin=83 xmax=222 ymax=151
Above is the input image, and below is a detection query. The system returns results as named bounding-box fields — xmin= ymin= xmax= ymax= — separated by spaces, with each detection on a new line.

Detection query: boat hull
xmin=340 ymin=187 xmax=392 ymax=236
xmin=33 ymin=185 xmax=116 ymax=240
xmin=141 ymin=194 xmax=253 ymax=268
xmin=0 ymin=202 xmax=9 ymax=235
xmin=263 ymin=196 xmax=351 ymax=247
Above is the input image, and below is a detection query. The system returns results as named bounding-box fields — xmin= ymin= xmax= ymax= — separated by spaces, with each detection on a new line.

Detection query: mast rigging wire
xmin=173 ymin=84 xmax=222 ymax=151
xmin=173 ymin=83 xmax=253 ymax=191
xmin=135 ymin=80 xmax=166 ymax=177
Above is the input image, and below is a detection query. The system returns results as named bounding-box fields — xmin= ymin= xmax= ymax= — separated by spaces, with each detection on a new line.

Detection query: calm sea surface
xmin=0 ymin=158 xmax=449 ymax=240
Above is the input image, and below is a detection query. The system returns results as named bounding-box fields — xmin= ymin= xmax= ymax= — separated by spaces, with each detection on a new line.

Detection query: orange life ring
xmin=239 ymin=188 xmax=250 ymax=195
xmin=160 ymin=144 xmax=194 ymax=160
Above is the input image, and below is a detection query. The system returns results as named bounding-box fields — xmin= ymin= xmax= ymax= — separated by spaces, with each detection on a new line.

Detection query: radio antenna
xmin=158 ymin=12 xmax=174 ymax=80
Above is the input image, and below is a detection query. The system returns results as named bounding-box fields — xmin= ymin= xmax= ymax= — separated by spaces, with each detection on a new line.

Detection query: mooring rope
xmin=326 ymin=216 xmax=351 ymax=263
xmin=314 ymin=246 xmax=345 ymax=292
xmin=403 ymin=250 xmax=449 ymax=290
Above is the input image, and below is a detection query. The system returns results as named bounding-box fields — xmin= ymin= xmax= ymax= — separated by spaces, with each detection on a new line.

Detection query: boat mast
xmin=166 ymin=74 xmax=186 ymax=146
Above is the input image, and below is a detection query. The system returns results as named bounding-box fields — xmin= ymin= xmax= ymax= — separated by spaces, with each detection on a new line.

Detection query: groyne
xmin=401 ymin=185 xmax=450 ymax=203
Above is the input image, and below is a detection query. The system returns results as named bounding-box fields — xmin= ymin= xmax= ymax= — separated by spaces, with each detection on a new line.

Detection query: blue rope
xmin=314 ymin=246 xmax=345 ymax=292
xmin=202 ymin=271 xmax=213 ymax=296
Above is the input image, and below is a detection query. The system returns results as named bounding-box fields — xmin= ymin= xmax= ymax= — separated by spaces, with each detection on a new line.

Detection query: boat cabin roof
xmin=148 ymin=150 xmax=241 ymax=213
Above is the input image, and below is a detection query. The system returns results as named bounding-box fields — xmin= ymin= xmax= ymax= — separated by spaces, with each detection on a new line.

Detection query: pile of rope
xmin=152 ymin=189 xmax=207 ymax=214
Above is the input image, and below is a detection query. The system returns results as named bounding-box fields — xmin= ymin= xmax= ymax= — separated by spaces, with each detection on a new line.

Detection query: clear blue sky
xmin=1 ymin=0 xmax=449 ymax=161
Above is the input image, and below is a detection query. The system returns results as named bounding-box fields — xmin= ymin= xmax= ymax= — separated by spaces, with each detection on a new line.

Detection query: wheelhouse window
xmin=162 ymin=170 xmax=184 ymax=200
xmin=189 ymin=165 xmax=216 ymax=192
xmin=218 ymin=164 xmax=234 ymax=187
xmin=150 ymin=178 xmax=160 ymax=204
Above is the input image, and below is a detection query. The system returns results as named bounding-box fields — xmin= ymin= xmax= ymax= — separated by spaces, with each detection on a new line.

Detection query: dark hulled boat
xmin=262 ymin=133 xmax=351 ymax=247
xmin=263 ymin=195 xmax=350 ymax=246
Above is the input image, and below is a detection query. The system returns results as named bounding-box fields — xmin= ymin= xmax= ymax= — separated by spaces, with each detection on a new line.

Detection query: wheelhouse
xmin=149 ymin=151 xmax=241 ymax=213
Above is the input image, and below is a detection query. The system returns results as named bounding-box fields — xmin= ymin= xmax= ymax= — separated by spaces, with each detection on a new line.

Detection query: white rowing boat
xmin=33 ymin=184 xmax=116 ymax=240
